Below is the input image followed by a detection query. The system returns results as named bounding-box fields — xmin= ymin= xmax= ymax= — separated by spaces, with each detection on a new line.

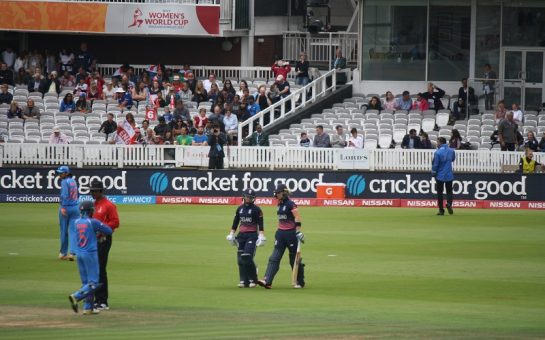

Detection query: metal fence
xmin=282 ymin=32 xmax=358 ymax=67
xmin=1 ymin=144 xmax=542 ymax=173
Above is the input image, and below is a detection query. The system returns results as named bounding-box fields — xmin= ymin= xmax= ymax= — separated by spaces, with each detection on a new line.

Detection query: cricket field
xmin=1 ymin=203 xmax=544 ymax=339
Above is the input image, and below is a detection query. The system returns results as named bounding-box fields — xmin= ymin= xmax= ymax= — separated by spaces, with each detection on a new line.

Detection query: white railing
xmin=2 ymin=144 xmax=543 ymax=173
xmin=96 ymin=64 xmax=298 ymax=82
xmin=282 ymin=32 xmax=358 ymax=66
xmin=237 ymin=69 xmax=337 ymax=146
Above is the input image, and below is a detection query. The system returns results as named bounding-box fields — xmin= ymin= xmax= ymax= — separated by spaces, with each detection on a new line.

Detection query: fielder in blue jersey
xmin=56 ymin=165 xmax=79 ymax=260
xmin=226 ymin=189 xmax=266 ymax=288
xmin=68 ymin=201 xmax=112 ymax=315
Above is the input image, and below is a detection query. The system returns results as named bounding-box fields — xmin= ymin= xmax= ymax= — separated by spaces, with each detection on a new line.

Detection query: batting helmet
xmin=79 ymin=201 xmax=95 ymax=215
xmin=242 ymin=189 xmax=256 ymax=203
xmin=273 ymin=184 xmax=289 ymax=199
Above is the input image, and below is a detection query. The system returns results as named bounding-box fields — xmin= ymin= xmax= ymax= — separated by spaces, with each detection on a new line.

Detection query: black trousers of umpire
xmin=436 ymin=180 xmax=453 ymax=212
xmin=95 ymin=234 xmax=112 ymax=305
xmin=208 ymin=156 xmax=224 ymax=170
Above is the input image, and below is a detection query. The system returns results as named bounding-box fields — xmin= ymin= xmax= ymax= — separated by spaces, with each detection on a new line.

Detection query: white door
xmin=501 ymin=47 xmax=545 ymax=111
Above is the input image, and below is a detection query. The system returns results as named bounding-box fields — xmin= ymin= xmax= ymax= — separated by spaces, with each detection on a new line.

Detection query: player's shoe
xmin=446 ymin=204 xmax=454 ymax=215
xmin=436 ymin=210 xmax=445 ymax=216
xmin=94 ymin=303 xmax=109 ymax=311
xmin=68 ymin=295 xmax=78 ymax=313
xmin=238 ymin=281 xmax=245 ymax=288
xmin=294 ymin=281 xmax=305 ymax=289
xmin=248 ymin=282 xmax=256 ymax=288
xmin=257 ymin=279 xmax=271 ymax=289
xmin=82 ymin=308 xmax=100 ymax=315
xmin=59 ymin=253 xmax=67 ymax=260
xmin=65 ymin=254 xmax=75 ymax=261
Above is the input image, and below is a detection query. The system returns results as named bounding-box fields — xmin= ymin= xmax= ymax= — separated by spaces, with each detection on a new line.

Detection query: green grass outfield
xmin=1 ymin=203 xmax=545 ymax=339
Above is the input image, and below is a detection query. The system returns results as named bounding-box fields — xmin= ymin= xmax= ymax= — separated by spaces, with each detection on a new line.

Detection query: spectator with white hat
xmin=49 ymin=126 xmax=70 ymax=144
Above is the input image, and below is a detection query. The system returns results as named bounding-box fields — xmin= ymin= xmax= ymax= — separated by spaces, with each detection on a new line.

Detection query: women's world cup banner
xmin=0 ymin=2 xmax=220 ymax=36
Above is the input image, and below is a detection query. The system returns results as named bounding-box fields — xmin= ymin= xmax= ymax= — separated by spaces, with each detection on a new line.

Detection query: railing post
xmin=117 ymin=146 xmax=124 ymax=168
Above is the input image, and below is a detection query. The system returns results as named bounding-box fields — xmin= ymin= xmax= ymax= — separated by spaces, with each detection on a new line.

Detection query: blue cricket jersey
xmin=60 ymin=177 xmax=79 ymax=207
xmin=74 ymin=218 xmax=112 ymax=254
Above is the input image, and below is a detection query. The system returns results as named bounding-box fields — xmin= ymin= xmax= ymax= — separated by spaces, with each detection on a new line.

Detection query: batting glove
xmin=256 ymin=235 xmax=267 ymax=247
xmin=226 ymin=232 xmax=237 ymax=246
xmin=296 ymin=231 xmax=305 ymax=243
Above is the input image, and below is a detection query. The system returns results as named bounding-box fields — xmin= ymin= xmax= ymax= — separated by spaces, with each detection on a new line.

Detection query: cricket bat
xmin=291 ymin=240 xmax=302 ymax=286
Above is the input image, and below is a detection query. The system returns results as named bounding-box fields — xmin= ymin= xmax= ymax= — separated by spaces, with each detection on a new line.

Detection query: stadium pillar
xmin=241 ymin=0 xmax=255 ymax=67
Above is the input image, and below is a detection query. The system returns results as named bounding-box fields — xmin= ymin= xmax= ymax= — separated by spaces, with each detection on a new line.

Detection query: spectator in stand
xmin=511 ymin=103 xmax=524 ymax=126
xmin=74 ymin=76 xmax=88 ymax=96
xmin=59 ymin=93 xmax=76 ymax=113
xmin=27 ymin=71 xmax=46 ymax=93
xmin=60 ymin=71 xmax=76 ymax=88
xmin=171 ymin=117 xmax=185 ymax=139
xmin=313 ymin=125 xmax=331 ymax=148
xmin=116 ymin=88 xmax=133 ymax=109
xmin=179 ymin=82 xmax=192 ymax=103
xmin=165 ymin=87 xmax=179 ymax=109
xmin=525 ymin=131 xmax=539 ymax=152
xmin=203 ymin=73 xmax=222 ymax=92
xmin=453 ymin=78 xmax=476 ymax=120
xmin=231 ymin=94 xmax=242 ymax=113
xmin=87 ymin=81 xmax=103 ymax=101
xmin=102 ymin=80 xmax=116 ymax=101
xmin=419 ymin=132 xmax=433 ymax=149
xmin=49 ymin=126 xmax=69 ymax=144
xmin=44 ymin=71 xmax=61 ymax=95
xmin=193 ymin=108 xmax=209 ymax=129
xmin=154 ymin=116 xmax=171 ymax=141
xmin=223 ymin=80 xmax=236 ymax=97
xmin=347 ymin=128 xmax=363 ymax=149
xmin=224 ymin=107 xmax=238 ymax=144
xmin=175 ymin=126 xmax=193 ymax=146
xmin=192 ymin=126 xmax=209 ymax=146
xmin=74 ymin=43 xmax=95 ymax=73
xmin=498 ymin=111 xmax=518 ymax=151
xmin=140 ymin=72 xmax=151 ymax=87
xmin=87 ymin=71 xmax=105 ymax=92
xmin=220 ymin=90 xmax=233 ymax=106
xmin=519 ymin=148 xmax=544 ymax=174
xmin=421 ymin=83 xmax=445 ymax=110
xmin=14 ymin=51 xmax=28 ymax=75
xmin=154 ymin=91 xmax=167 ymax=108
xmin=98 ymin=113 xmax=117 ymax=140
xmin=7 ymin=101 xmax=23 ymax=119
xmin=365 ymin=96 xmax=382 ymax=111
xmin=247 ymin=95 xmax=260 ymax=116
xmin=173 ymin=100 xmax=191 ymax=126
xmin=185 ymin=71 xmax=197 ymax=93
xmin=15 ymin=68 xmax=30 ymax=88
xmin=140 ymin=120 xmax=156 ymax=144
xmin=192 ymin=80 xmax=208 ymax=105
xmin=412 ymin=93 xmax=430 ymax=111
xmin=148 ymin=78 xmax=162 ymax=100
xmin=395 ymin=91 xmax=412 ymax=111
xmin=449 ymin=129 xmax=462 ymax=149
xmin=268 ymin=83 xmax=280 ymax=105
xmin=276 ymin=75 xmax=291 ymax=100
xmin=59 ymin=49 xmax=75 ymax=73
xmin=539 ymin=132 xmax=545 ymax=152
xmin=495 ymin=100 xmax=507 ymax=123
xmin=75 ymin=67 xmax=88 ymax=84
xmin=209 ymin=105 xmax=226 ymax=132
xmin=401 ymin=129 xmax=421 ymax=149
xmin=255 ymin=85 xmax=270 ymax=111
xmin=28 ymin=50 xmax=43 ymax=75
xmin=22 ymin=99 xmax=41 ymax=121
xmin=45 ymin=50 xmax=56 ymax=75
xmin=331 ymin=125 xmax=347 ymax=148
xmin=247 ymin=124 xmax=269 ymax=146
xmin=75 ymin=93 xmax=91 ymax=113
xmin=208 ymin=83 xmax=220 ymax=104
xmin=162 ymin=107 xmax=174 ymax=124
xmin=295 ymin=52 xmax=310 ymax=86
xmin=132 ymin=81 xmax=148 ymax=102
xmin=300 ymin=132 xmax=311 ymax=147
xmin=271 ymin=58 xmax=291 ymax=80
xmin=120 ymin=74 xmax=134 ymax=89
xmin=332 ymin=49 xmax=347 ymax=84
xmin=237 ymin=80 xmax=248 ymax=98
xmin=483 ymin=63 xmax=497 ymax=110
xmin=208 ymin=124 xmax=227 ymax=169
xmin=0 ymin=62 xmax=14 ymax=85
xmin=0 ymin=84 xmax=13 ymax=105
xmin=2 ymin=48 xmax=16 ymax=69
xmin=382 ymin=91 xmax=396 ymax=111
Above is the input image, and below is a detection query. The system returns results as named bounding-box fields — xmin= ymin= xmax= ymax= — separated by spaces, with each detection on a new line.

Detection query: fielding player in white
xmin=258 ymin=184 xmax=305 ymax=289
xmin=227 ymin=189 xmax=266 ymax=288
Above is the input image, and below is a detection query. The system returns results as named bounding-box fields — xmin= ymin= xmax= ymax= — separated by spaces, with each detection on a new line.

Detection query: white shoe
xmin=58 ymin=253 xmax=66 ymax=260
xmin=248 ymin=282 xmax=256 ymax=288
xmin=293 ymin=284 xmax=303 ymax=289
xmin=95 ymin=303 xmax=109 ymax=311
xmin=82 ymin=308 xmax=100 ymax=315
xmin=238 ymin=281 xmax=245 ymax=288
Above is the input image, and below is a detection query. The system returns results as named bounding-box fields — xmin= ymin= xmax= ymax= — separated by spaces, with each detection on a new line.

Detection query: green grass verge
xmin=1 ymin=204 xmax=544 ymax=339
